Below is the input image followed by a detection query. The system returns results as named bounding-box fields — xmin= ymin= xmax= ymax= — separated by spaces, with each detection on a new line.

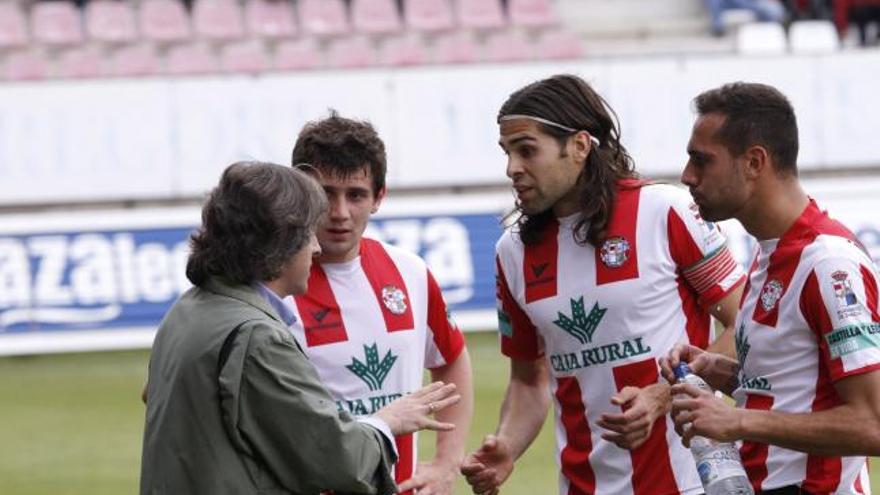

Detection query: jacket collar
xmin=202 ymin=276 xmax=283 ymax=324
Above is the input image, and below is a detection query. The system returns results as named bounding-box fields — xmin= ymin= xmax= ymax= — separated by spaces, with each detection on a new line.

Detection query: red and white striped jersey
xmin=497 ymin=180 xmax=745 ymax=495
xmin=287 ymin=238 xmax=465 ymax=491
xmin=733 ymin=200 xmax=879 ymax=494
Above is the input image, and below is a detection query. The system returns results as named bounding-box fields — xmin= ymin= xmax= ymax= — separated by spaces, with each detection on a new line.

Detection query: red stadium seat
xmin=352 ymin=0 xmax=403 ymax=35
xmin=534 ymin=29 xmax=583 ymax=60
xmin=0 ymin=3 xmax=29 ymax=49
xmin=326 ymin=36 xmax=376 ymax=68
xmin=31 ymin=1 xmax=85 ymax=46
xmin=484 ymin=29 xmax=533 ymax=62
xmin=404 ymin=0 xmax=455 ymax=32
xmin=57 ymin=45 xmax=105 ymax=79
xmin=433 ymin=30 xmax=481 ymax=64
xmin=298 ymin=0 xmax=350 ymax=37
xmin=139 ymin=0 xmax=192 ymax=43
xmin=273 ymin=38 xmax=323 ymax=70
xmin=508 ymin=0 xmax=558 ymax=29
xmin=455 ymin=0 xmax=506 ymax=30
xmin=192 ymin=0 xmax=245 ymax=41
xmin=108 ymin=43 xmax=161 ymax=77
xmin=220 ymin=39 xmax=269 ymax=74
xmin=85 ymin=0 xmax=137 ymax=44
xmin=165 ymin=42 xmax=219 ymax=75
xmin=3 ymin=50 xmax=50 ymax=81
xmin=378 ymin=34 xmax=429 ymax=66
xmin=245 ymin=0 xmax=298 ymax=39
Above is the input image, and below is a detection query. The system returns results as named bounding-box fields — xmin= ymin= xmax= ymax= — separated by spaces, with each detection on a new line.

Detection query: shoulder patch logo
xmin=346 ymin=343 xmax=398 ymax=391
xmin=760 ymin=279 xmax=784 ymax=312
xmin=381 ymin=285 xmax=407 ymax=315
xmin=552 ymin=296 xmax=607 ymax=344
xmin=599 ymin=236 xmax=630 ymax=268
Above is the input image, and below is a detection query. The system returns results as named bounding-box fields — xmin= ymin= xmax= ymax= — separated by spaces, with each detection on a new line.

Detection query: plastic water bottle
xmin=673 ymin=363 xmax=754 ymax=495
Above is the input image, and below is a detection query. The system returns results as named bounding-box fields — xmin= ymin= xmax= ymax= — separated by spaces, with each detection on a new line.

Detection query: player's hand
xmin=597 ymin=384 xmax=670 ymax=450
xmin=670 ymin=383 xmax=744 ymax=447
xmin=397 ymin=459 xmax=457 ymax=495
xmin=660 ymin=344 xmax=741 ymax=394
xmin=460 ymin=434 xmax=514 ymax=495
xmin=374 ymin=382 xmax=460 ymax=436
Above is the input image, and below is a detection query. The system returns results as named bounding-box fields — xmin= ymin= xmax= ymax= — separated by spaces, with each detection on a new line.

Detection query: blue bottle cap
xmin=673 ymin=362 xmax=692 ymax=380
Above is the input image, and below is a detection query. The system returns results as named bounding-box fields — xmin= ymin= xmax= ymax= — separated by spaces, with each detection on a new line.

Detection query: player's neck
xmin=739 ymin=178 xmax=809 ymax=241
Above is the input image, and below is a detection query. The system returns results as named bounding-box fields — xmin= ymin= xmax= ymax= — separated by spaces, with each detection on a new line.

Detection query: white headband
xmin=500 ymin=114 xmax=601 ymax=147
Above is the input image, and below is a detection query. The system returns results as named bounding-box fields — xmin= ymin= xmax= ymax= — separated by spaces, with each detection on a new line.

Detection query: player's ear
xmin=371 ymin=186 xmax=387 ymax=214
xmin=572 ymin=130 xmax=595 ymax=163
xmin=744 ymin=145 xmax=770 ymax=179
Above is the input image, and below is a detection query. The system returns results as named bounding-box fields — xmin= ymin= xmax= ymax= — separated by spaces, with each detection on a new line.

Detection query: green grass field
xmin=0 ymin=332 xmax=876 ymax=494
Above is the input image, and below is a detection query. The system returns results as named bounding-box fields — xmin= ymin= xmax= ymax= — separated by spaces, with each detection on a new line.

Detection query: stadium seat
xmin=192 ymin=0 xmax=245 ymax=41
xmin=735 ymin=22 xmax=787 ymax=55
xmin=139 ymin=0 xmax=192 ymax=43
xmin=789 ymin=20 xmax=839 ymax=54
xmin=108 ymin=43 xmax=161 ymax=77
xmin=273 ymin=38 xmax=323 ymax=70
xmin=404 ymin=0 xmax=456 ymax=32
xmin=0 ymin=3 xmax=29 ymax=49
xmin=56 ymin=45 xmax=105 ymax=79
xmin=352 ymin=0 xmax=403 ymax=35
xmin=3 ymin=50 xmax=50 ymax=80
xmin=433 ymin=30 xmax=481 ymax=64
xmin=31 ymin=1 xmax=85 ymax=46
xmin=534 ymin=29 xmax=583 ymax=59
xmin=245 ymin=0 xmax=297 ymax=39
xmin=298 ymin=0 xmax=350 ymax=37
xmin=484 ymin=29 xmax=533 ymax=62
xmin=165 ymin=42 xmax=219 ymax=75
xmin=220 ymin=39 xmax=269 ymax=74
xmin=508 ymin=0 xmax=558 ymax=29
xmin=455 ymin=0 xmax=506 ymax=30
xmin=378 ymin=34 xmax=429 ymax=66
xmin=85 ymin=0 xmax=137 ymax=44
xmin=326 ymin=36 xmax=376 ymax=68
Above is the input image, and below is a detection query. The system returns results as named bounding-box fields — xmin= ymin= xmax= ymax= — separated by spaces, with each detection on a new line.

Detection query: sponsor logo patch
xmin=831 ymin=270 xmax=864 ymax=319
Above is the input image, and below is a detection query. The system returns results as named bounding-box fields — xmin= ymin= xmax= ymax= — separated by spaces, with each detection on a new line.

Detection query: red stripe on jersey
xmin=596 ymin=184 xmax=641 ymax=286
xmin=803 ymin=353 xmax=843 ymax=493
xmin=676 ymin=274 xmax=711 ymax=350
xmin=360 ymin=239 xmax=415 ymax=332
xmin=394 ymin=433 xmax=414 ymax=495
xmin=740 ymin=393 xmax=775 ymax=493
xmin=497 ymin=256 xmax=542 ymax=360
xmin=295 ymin=264 xmax=348 ymax=347
xmin=667 ymin=207 xmax=706 ymax=269
xmin=426 ymin=270 xmax=464 ymax=364
xmin=524 ymin=219 xmax=559 ymax=303
xmin=740 ymin=254 xmax=760 ymax=309
xmin=801 ymin=270 xmax=846 ymax=379
xmin=855 ymin=461 xmax=867 ymax=494
xmin=555 ymin=376 xmax=596 ymax=495
xmin=861 ymin=264 xmax=880 ymax=321
xmin=612 ymin=358 xmax=680 ymax=495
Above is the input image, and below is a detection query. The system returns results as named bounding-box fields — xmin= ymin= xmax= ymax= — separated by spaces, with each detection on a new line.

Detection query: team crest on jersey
xmin=381 ymin=285 xmax=407 ymax=315
xmin=553 ymin=296 xmax=607 ymax=345
xmin=831 ymin=270 xmax=862 ymax=318
xmin=599 ymin=236 xmax=630 ymax=268
xmin=346 ymin=342 xmax=398 ymax=391
xmin=760 ymin=279 xmax=784 ymax=311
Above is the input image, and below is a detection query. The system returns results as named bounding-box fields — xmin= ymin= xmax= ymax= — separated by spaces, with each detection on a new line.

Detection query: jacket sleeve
xmin=218 ymin=321 xmax=398 ymax=494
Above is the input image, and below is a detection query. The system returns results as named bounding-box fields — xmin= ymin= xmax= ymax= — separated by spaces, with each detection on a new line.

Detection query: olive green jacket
xmin=140 ymin=277 xmax=397 ymax=494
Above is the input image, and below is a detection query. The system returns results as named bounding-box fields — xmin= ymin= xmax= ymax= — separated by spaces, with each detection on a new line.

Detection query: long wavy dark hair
xmin=499 ymin=74 xmax=638 ymax=247
xmin=186 ymin=161 xmax=328 ymax=286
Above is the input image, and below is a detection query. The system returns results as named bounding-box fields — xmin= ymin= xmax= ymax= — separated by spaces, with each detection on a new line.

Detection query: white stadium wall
xmin=0 ymin=50 xmax=879 ymax=205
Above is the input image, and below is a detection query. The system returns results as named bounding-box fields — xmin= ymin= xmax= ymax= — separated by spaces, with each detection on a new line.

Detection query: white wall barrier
xmin=1 ymin=51 xmax=880 ymax=205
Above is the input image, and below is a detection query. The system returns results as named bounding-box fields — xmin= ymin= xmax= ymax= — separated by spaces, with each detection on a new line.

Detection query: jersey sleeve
xmin=423 ymin=269 xmax=465 ymax=369
xmin=800 ymin=256 xmax=880 ymax=382
xmin=667 ymin=196 xmax=745 ymax=307
xmin=496 ymin=254 xmax=543 ymax=360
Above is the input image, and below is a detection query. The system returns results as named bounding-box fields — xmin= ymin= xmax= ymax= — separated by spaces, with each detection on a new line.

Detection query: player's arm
xmin=399 ymin=349 xmax=473 ymax=494
xmin=704 ymin=283 xmax=742 ymax=359
xmin=673 ymin=369 xmax=880 ymax=456
xmin=461 ymin=357 xmax=550 ymax=495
